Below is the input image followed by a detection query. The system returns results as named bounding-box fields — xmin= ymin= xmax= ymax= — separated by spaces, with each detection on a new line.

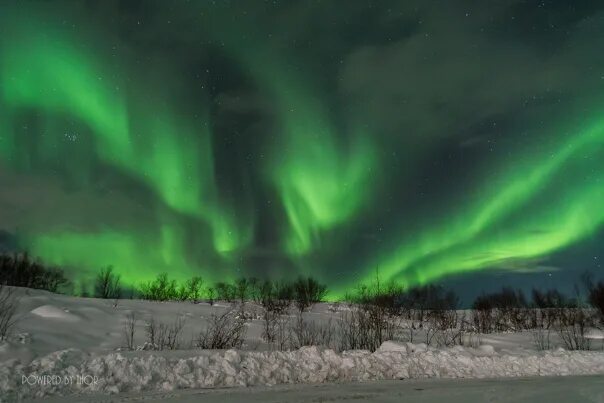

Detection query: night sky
xmin=1 ymin=1 xmax=603 ymax=299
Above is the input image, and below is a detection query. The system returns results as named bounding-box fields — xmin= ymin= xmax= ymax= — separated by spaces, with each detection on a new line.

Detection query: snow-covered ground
xmin=1 ymin=287 xmax=604 ymax=402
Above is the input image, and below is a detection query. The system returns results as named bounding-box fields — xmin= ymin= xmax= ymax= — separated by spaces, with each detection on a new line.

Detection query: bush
xmin=530 ymin=288 xmax=575 ymax=330
xmin=195 ymin=309 xmax=246 ymax=349
xmin=401 ymin=284 xmax=458 ymax=311
xmin=122 ymin=312 xmax=138 ymax=350
xmin=293 ymin=276 xmax=327 ymax=313
xmin=259 ymin=280 xmax=293 ymax=314
xmin=557 ymin=308 xmax=594 ymax=350
xmin=0 ymin=253 xmax=68 ymax=292
xmin=185 ymin=276 xmax=203 ymax=302
xmin=426 ymin=309 xmax=462 ymax=347
xmin=587 ymin=281 xmax=604 ymax=322
xmin=291 ymin=316 xmax=335 ymax=349
xmin=472 ymin=287 xmax=529 ymax=332
xmin=532 ymin=288 xmax=571 ymax=309
xmin=339 ymin=281 xmax=402 ymax=352
xmin=215 ymin=282 xmax=236 ymax=302
xmin=0 ymin=284 xmax=19 ymax=341
xmin=94 ymin=266 xmax=122 ymax=299
xmin=145 ymin=316 xmax=186 ymax=350
xmin=139 ymin=273 xmax=178 ymax=301
xmin=234 ymin=278 xmax=250 ymax=304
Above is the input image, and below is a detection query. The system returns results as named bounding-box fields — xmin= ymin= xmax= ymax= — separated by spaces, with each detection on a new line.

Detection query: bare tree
xmin=0 ymin=284 xmax=19 ymax=341
xmin=215 ymin=282 xmax=236 ymax=302
xmin=196 ymin=309 xmax=246 ymax=349
xmin=290 ymin=316 xmax=335 ymax=349
xmin=557 ymin=308 xmax=594 ymax=351
xmin=122 ymin=312 xmax=138 ymax=350
xmin=0 ymin=253 xmax=68 ymax=292
xmin=427 ymin=309 xmax=462 ymax=347
xmin=94 ymin=266 xmax=122 ymax=299
xmin=235 ymin=278 xmax=250 ymax=305
xmin=186 ymin=276 xmax=203 ymax=302
xmin=586 ymin=280 xmax=604 ymax=324
xmin=138 ymin=273 xmax=177 ymax=301
xmin=531 ymin=327 xmax=551 ymax=351
xmin=145 ymin=316 xmax=186 ymax=350
xmin=293 ymin=277 xmax=327 ymax=313
xmin=207 ymin=286 xmax=216 ymax=306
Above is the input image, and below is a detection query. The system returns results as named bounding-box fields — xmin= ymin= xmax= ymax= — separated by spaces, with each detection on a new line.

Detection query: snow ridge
xmin=2 ymin=342 xmax=604 ymax=401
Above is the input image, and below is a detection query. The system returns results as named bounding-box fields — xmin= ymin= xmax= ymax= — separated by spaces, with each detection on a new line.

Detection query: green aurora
xmin=0 ymin=1 xmax=603 ymax=298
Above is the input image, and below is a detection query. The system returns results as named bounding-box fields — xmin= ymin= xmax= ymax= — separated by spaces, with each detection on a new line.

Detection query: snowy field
xmin=1 ymin=287 xmax=604 ymax=402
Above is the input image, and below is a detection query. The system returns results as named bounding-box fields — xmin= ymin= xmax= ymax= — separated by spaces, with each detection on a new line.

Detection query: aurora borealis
xmin=1 ymin=1 xmax=603 ymax=298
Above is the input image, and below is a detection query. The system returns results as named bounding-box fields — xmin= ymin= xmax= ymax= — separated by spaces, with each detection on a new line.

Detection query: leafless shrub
xmin=472 ymin=306 xmax=495 ymax=333
xmin=215 ymin=282 xmax=236 ymax=302
xmin=452 ymin=314 xmax=480 ymax=347
xmin=426 ymin=309 xmax=462 ymax=347
xmin=261 ymin=307 xmax=292 ymax=350
xmin=336 ymin=279 xmax=416 ymax=352
xmin=472 ymin=288 xmax=529 ymax=332
xmin=337 ymin=305 xmax=398 ymax=352
xmin=94 ymin=266 xmax=121 ymax=299
xmin=183 ymin=276 xmax=203 ymax=302
xmin=257 ymin=280 xmax=295 ymax=349
xmin=400 ymin=320 xmax=417 ymax=343
xmin=122 ymin=312 xmax=138 ymax=350
xmin=531 ymin=327 xmax=551 ymax=351
xmin=0 ymin=253 xmax=69 ymax=292
xmin=337 ymin=308 xmax=370 ymax=351
xmin=557 ymin=308 xmax=594 ymax=351
xmin=139 ymin=273 xmax=177 ymax=301
xmin=0 ymin=285 xmax=19 ymax=341
xmin=235 ymin=278 xmax=251 ymax=305
xmin=585 ymin=277 xmax=604 ymax=324
xmin=196 ymin=309 xmax=246 ymax=349
xmin=261 ymin=307 xmax=279 ymax=344
xmin=290 ymin=316 xmax=335 ymax=349
xmin=259 ymin=280 xmax=293 ymax=314
xmin=145 ymin=316 xmax=186 ymax=350
xmin=292 ymin=277 xmax=328 ymax=313
xmin=206 ymin=286 xmax=216 ymax=306
xmin=273 ymin=314 xmax=291 ymax=351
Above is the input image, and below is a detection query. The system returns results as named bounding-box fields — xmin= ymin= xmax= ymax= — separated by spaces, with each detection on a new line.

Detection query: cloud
xmin=338 ymin=2 xmax=602 ymax=147
xmin=490 ymin=256 xmax=562 ymax=274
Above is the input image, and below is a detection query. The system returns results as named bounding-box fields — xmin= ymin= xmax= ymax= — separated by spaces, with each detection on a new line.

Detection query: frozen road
xmin=32 ymin=375 xmax=604 ymax=403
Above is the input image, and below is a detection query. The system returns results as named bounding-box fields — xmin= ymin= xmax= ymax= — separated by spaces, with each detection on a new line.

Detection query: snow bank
xmin=30 ymin=305 xmax=80 ymax=322
xmin=2 ymin=342 xmax=604 ymax=401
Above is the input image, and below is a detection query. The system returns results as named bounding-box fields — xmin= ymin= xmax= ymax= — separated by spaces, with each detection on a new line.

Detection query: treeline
xmin=471 ymin=286 xmax=604 ymax=332
xmin=343 ymin=281 xmax=604 ymax=350
xmin=95 ymin=269 xmax=328 ymax=312
xmin=2 ymin=250 xmax=604 ymax=326
xmin=0 ymin=253 xmax=69 ymax=292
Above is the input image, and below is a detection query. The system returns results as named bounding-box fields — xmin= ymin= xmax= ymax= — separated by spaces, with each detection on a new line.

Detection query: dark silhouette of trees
xmin=293 ymin=276 xmax=328 ymax=312
xmin=0 ymin=253 xmax=68 ymax=292
xmin=138 ymin=273 xmax=177 ymax=301
xmin=94 ymin=266 xmax=122 ymax=299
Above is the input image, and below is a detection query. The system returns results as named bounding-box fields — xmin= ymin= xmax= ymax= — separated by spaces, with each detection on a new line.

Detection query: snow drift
xmin=2 ymin=342 xmax=604 ymax=401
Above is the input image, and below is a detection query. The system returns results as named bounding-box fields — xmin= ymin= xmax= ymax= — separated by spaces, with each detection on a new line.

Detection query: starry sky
xmin=1 ymin=0 xmax=603 ymax=300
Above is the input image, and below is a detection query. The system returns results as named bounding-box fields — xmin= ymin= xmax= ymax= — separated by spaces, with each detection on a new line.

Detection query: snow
xmin=30 ymin=305 xmax=80 ymax=322
xmin=585 ymin=329 xmax=604 ymax=340
xmin=1 ymin=287 xmax=604 ymax=402
xmin=2 ymin=342 xmax=604 ymax=401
